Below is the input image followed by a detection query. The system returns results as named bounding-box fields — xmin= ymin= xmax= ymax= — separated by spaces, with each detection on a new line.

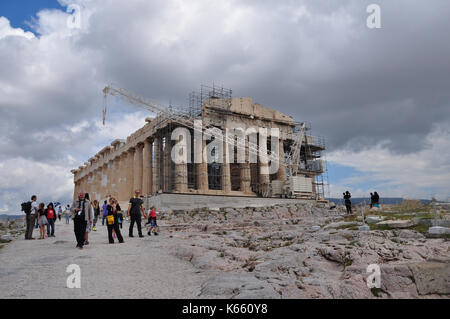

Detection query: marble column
xmin=276 ymin=139 xmax=286 ymax=182
xmin=102 ymin=163 xmax=108 ymax=199
xmin=259 ymin=132 xmax=270 ymax=186
xmin=127 ymin=148 xmax=135 ymax=198
xmin=152 ymin=136 xmax=161 ymax=193
xmin=143 ymin=138 xmax=153 ymax=195
xmin=134 ymin=143 xmax=144 ymax=192
xmin=96 ymin=166 xmax=102 ymax=200
xmin=118 ymin=153 xmax=128 ymax=202
xmin=174 ymin=133 xmax=188 ymax=192
xmin=87 ymin=173 xmax=93 ymax=197
xmin=221 ymin=138 xmax=231 ymax=193
xmin=163 ymin=131 xmax=172 ymax=191
xmin=196 ymin=139 xmax=208 ymax=192
xmin=240 ymin=144 xmax=251 ymax=193
xmin=112 ymin=157 xmax=121 ymax=199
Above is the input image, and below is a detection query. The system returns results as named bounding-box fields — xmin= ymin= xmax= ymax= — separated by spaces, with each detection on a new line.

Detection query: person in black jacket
xmin=127 ymin=190 xmax=145 ymax=238
xmin=343 ymin=191 xmax=352 ymax=214
xmin=106 ymin=197 xmax=124 ymax=244
xmin=373 ymin=192 xmax=380 ymax=205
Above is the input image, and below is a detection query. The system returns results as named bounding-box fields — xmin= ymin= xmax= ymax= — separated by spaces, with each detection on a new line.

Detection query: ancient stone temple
xmin=71 ymin=87 xmax=326 ymax=203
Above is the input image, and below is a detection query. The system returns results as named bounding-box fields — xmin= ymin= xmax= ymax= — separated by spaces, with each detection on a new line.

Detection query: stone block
xmin=376 ymin=219 xmax=416 ymax=229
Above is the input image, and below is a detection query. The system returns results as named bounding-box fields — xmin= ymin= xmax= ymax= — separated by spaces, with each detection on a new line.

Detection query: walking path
xmin=0 ymin=219 xmax=210 ymax=298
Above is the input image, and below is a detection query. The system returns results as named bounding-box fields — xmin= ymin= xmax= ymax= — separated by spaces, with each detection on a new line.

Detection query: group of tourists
xmin=22 ymin=195 xmax=65 ymax=240
xmin=70 ymin=189 xmax=159 ymax=250
xmin=342 ymin=191 xmax=381 ymax=215
xmin=22 ymin=190 xmax=159 ymax=249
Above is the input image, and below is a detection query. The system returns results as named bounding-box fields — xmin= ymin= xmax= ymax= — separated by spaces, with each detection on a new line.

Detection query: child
xmin=117 ymin=210 xmax=124 ymax=229
xmin=146 ymin=206 xmax=159 ymax=236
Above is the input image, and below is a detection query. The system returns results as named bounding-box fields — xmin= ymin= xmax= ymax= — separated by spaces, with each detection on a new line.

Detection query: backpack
xmin=21 ymin=201 xmax=32 ymax=215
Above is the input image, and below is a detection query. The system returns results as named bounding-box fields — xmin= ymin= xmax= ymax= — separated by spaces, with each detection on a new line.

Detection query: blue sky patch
xmin=0 ymin=0 xmax=62 ymax=32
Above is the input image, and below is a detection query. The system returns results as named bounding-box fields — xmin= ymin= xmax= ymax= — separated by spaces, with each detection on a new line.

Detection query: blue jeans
xmin=65 ymin=214 xmax=70 ymax=224
xmin=47 ymin=219 xmax=55 ymax=236
xmin=102 ymin=215 xmax=107 ymax=225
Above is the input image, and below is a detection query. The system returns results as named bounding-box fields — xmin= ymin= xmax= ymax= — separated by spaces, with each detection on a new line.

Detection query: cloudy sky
xmin=1 ymin=0 xmax=449 ymax=214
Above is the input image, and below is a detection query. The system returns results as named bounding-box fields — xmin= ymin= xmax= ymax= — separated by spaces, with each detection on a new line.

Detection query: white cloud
xmin=0 ymin=157 xmax=74 ymax=214
xmin=0 ymin=17 xmax=35 ymax=40
xmin=328 ymin=123 xmax=450 ymax=200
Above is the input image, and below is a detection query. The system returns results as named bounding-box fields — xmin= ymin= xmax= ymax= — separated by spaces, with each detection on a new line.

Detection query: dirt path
xmin=0 ymin=219 xmax=213 ymax=299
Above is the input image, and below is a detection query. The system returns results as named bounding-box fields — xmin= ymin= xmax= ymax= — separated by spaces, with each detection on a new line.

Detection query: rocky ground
xmin=1 ymin=202 xmax=449 ymax=299
xmin=0 ymin=217 xmax=26 ymax=246
xmin=159 ymin=201 xmax=450 ymax=299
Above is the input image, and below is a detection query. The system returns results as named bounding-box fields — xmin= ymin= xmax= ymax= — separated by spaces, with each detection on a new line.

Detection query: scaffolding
xmin=102 ymin=83 xmax=329 ymax=200
xmin=189 ymin=84 xmax=233 ymax=118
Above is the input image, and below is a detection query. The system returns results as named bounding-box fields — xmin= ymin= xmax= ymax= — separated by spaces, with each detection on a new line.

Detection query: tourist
xmin=127 ymin=190 xmax=145 ymax=238
xmin=343 ymin=191 xmax=352 ymax=214
xmin=370 ymin=193 xmax=374 ymax=208
xmin=65 ymin=205 xmax=70 ymax=224
xmin=146 ymin=206 xmax=159 ymax=236
xmin=106 ymin=197 xmax=124 ymax=244
xmin=92 ymin=200 xmax=100 ymax=231
xmin=37 ymin=203 xmax=48 ymax=239
xmin=70 ymin=192 xmax=93 ymax=250
xmin=57 ymin=205 xmax=62 ymax=221
xmin=25 ymin=195 xmax=39 ymax=240
xmin=84 ymin=193 xmax=93 ymax=245
xmin=45 ymin=202 xmax=57 ymax=237
xmin=102 ymin=200 xmax=108 ymax=226
xmin=373 ymin=192 xmax=380 ymax=207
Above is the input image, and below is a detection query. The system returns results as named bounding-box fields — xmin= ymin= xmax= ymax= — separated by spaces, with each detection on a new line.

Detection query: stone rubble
xmin=158 ymin=202 xmax=450 ymax=299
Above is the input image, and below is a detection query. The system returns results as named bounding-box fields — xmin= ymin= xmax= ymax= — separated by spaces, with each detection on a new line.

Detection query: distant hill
xmin=327 ymin=198 xmax=431 ymax=205
xmin=0 ymin=214 xmax=24 ymax=220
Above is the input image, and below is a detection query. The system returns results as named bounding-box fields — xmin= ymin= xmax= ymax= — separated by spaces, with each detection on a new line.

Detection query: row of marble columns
xmin=74 ymin=133 xmax=287 ymax=201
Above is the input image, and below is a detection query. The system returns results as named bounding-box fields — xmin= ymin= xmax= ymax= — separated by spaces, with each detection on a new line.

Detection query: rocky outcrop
xmin=160 ymin=202 xmax=450 ymax=299
xmin=200 ymin=273 xmax=281 ymax=299
xmin=0 ymin=217 xmax=25 ymax=243
xmin=408 ymin=261 xmax=450 ymax=295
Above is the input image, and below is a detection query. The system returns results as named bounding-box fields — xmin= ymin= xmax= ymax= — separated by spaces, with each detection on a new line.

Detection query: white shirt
xmin=31 ymin=201 xmax=39 ymax=215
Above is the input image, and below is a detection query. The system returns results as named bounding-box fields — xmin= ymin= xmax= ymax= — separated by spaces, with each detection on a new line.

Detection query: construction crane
xmin=286 ymin=122 xmax=307 ymax=176
xmin=102 ymin=83 xmax=309 ymax=197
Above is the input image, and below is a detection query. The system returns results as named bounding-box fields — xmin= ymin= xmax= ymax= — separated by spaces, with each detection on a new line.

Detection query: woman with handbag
xmin=106 ymin=197 xmax=124 ymax=244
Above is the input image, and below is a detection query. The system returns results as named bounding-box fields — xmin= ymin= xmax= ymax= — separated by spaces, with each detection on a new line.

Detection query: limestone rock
xmin=408 ymin=261 xmax=450 ymax=295
xmin=0 ymin=234 xmax=12 ymax=242
xmin=394 ymin=229 xmax=425 ymax=239
xmin=428 ymin=226 xmax=450 ymax=236
xmin=377 ymin=219 xmax=417 ymax=229
xmin=366 ymin=216 xmax=384 ymax=224
xmin=200 ymin=272 xmax=281 ymax=299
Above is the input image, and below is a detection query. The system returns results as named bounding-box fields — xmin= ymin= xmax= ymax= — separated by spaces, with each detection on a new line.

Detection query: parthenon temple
xmin=71 ymin=86 xmax=327 ymax=203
